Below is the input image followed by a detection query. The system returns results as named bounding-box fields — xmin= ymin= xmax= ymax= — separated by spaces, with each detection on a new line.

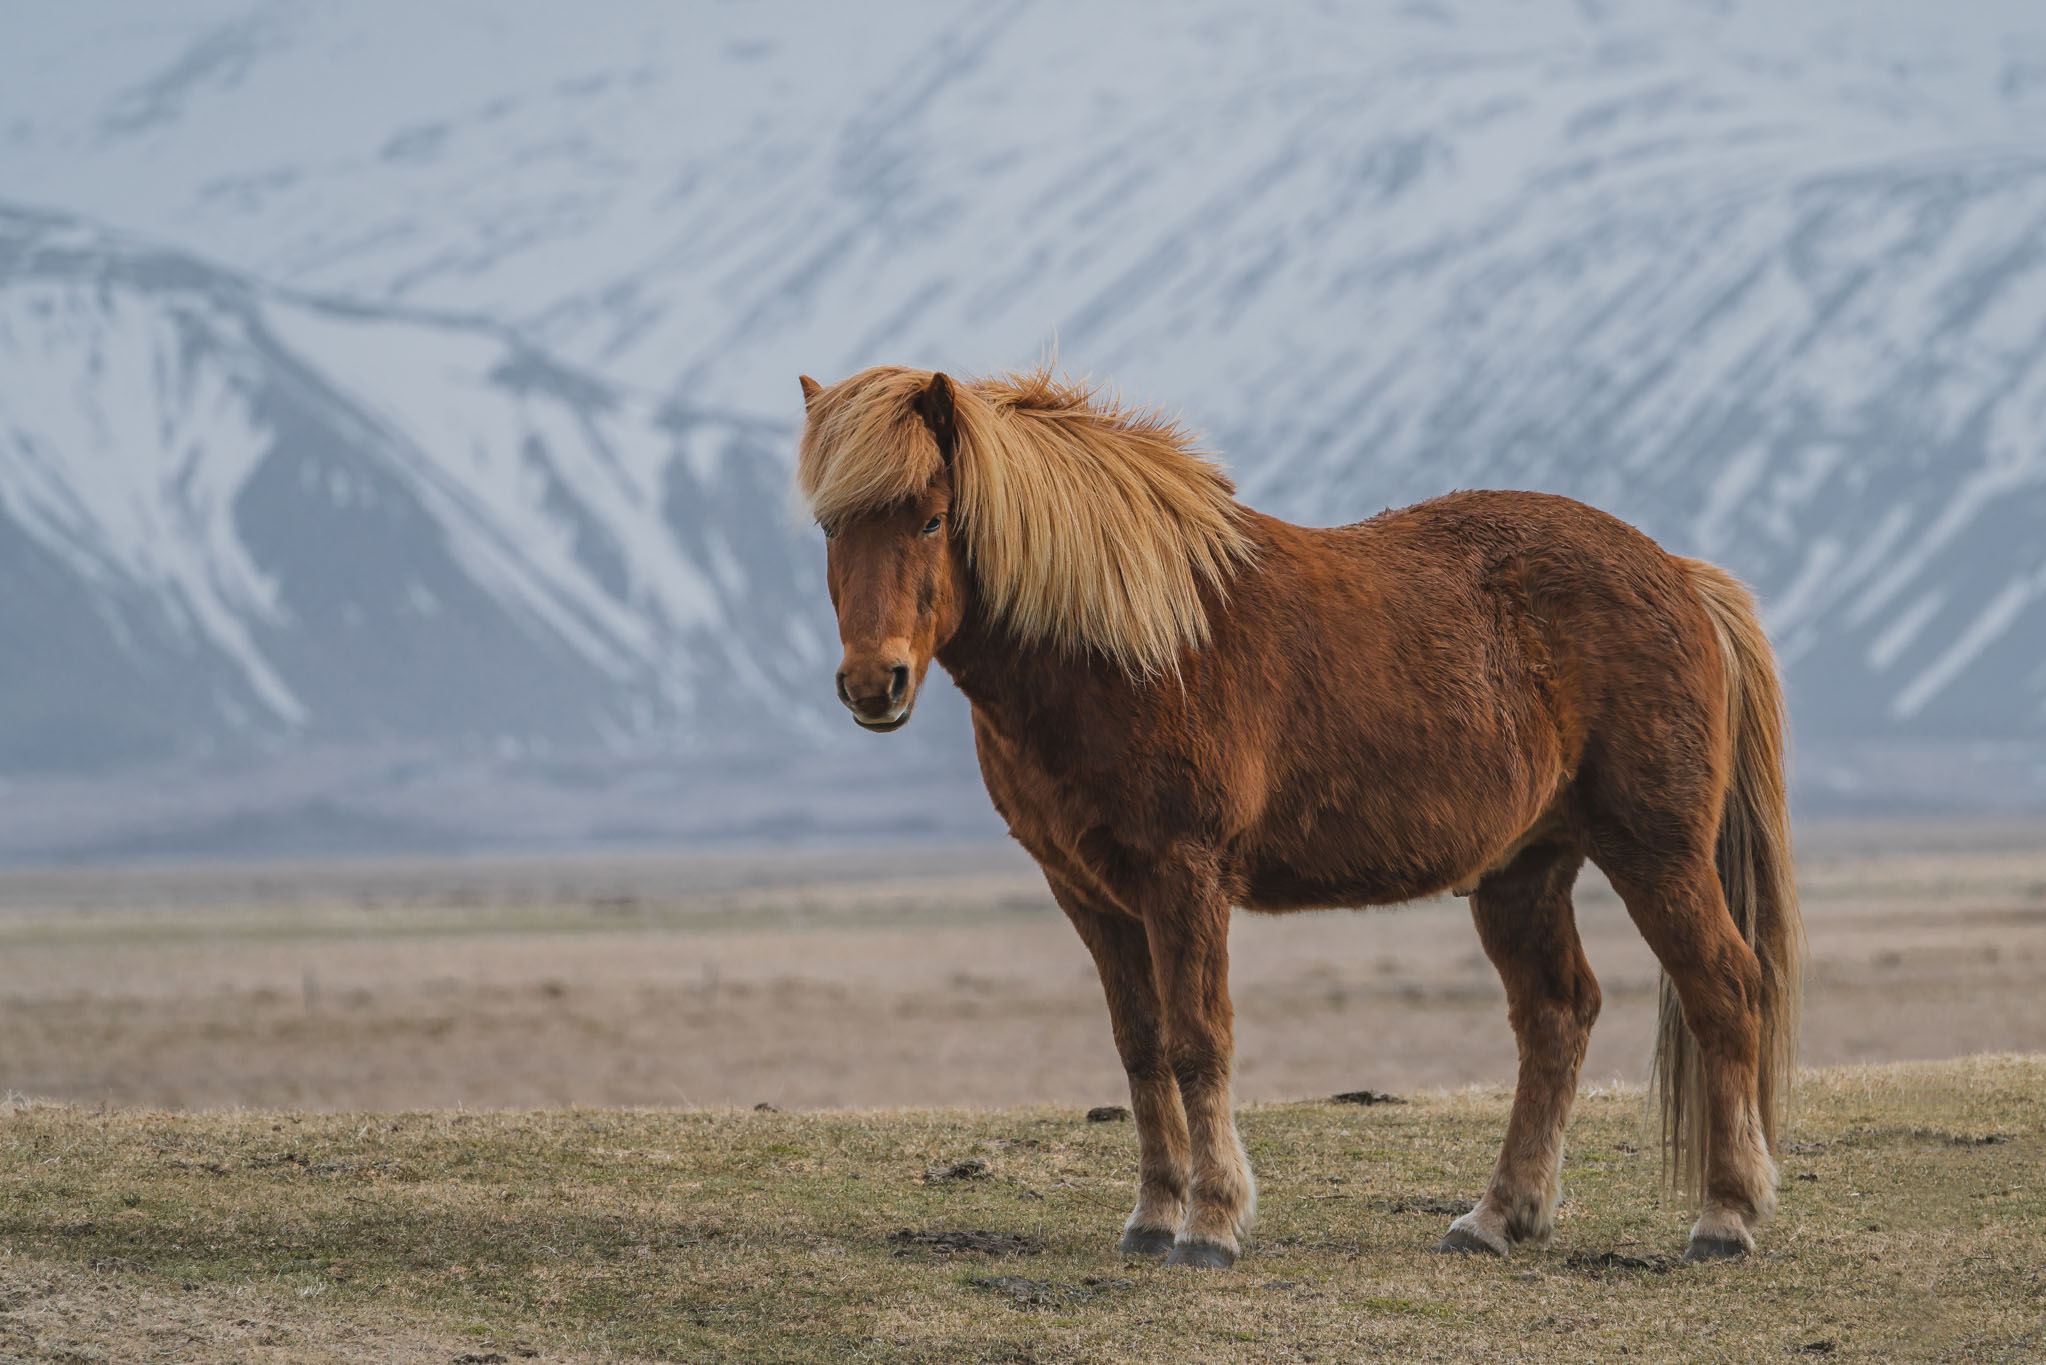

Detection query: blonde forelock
xmin=796 ymin=365 xmax=1252 ymax=675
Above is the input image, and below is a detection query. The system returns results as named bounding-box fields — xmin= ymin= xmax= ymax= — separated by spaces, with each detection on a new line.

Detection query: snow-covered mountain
xmin=1 ymin=0 xmax=2044 ymax=848
xmin=0 ymin=204 xmax=834 ymax=774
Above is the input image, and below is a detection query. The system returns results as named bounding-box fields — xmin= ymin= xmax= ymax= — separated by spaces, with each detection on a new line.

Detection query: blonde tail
xmin=1655 ymin=561 xmax=1806 ymax=1192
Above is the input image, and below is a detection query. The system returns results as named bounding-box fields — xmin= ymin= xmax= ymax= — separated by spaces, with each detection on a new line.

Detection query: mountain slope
xmin=5 ymin=0 xmax=2042 ymax=744
xmin=0 ymin=205 xmax=832 ymax=772
xmin=0 ymin=1 xmax=2043 ymax=841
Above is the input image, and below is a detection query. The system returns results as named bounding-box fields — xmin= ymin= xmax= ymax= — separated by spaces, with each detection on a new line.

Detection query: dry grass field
xmin=2 ymin=1057 xmax=2041 ymax=1363
xmin=1 ymin=820 xmax=2043 ymax=1360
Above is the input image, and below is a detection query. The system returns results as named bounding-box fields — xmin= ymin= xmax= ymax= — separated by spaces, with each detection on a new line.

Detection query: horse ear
xmin=798 ymin=374 xmax=822 ymax=406
xmin=914 ymin=372 xmax=957 ymax=463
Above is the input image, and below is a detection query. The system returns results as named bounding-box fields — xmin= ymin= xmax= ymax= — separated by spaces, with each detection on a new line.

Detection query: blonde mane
xmin=798 ymin=366 xmax=1253 ymax=675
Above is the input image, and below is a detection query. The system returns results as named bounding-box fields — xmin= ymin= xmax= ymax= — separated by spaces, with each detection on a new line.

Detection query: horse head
xmin=799 ymin=370 xmax=970 ymax=732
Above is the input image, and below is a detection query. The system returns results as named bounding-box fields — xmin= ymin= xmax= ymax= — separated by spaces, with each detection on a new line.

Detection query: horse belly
xmin=1236 ymin=856 xmax=1457 ymax=911
xmin=1230 ymin=729 xmax=1562 ymax=912
xmin=1231 ymin=805 xmax=1494 ymax=911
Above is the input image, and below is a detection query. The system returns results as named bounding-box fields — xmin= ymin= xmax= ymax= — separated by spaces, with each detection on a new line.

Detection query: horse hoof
xmin=1164 ymin=1240 xmax=1236 ymax=1269
xmin=1433 ymin=1227 xmax=1506 ymax=1257
xmin=1119 ymin=1227 xmax=1176 ymax=1258
xmin=1682 ymin=1235 xmax=1750 ymax=1263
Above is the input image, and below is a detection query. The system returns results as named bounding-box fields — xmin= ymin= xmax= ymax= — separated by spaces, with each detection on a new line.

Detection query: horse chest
xmin=975 ymin=727 xmax=1158 ymax=839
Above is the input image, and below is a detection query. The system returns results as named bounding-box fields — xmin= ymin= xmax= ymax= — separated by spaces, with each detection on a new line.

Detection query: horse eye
xmin=821 ymin=525 xmax=837 ymax=540
xmin=921 ymin=515 xmax=943 ymax=536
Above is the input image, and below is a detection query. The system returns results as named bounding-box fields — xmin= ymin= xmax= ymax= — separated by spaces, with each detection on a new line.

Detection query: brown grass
xmin=3 ymin=1056 xmax=2042 ymax=1363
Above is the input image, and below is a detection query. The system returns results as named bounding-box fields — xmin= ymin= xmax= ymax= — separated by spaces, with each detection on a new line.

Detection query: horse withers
xmin=795 ymin=365 xmax=1804 ymax=1269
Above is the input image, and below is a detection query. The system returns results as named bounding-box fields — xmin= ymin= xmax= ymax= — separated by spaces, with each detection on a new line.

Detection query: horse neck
xmin=934 ymin=591 xmax=1124 ymax=746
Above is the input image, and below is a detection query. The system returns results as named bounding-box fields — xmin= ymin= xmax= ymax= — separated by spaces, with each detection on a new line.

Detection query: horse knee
xmin=1504 ymin=960 xmax=1601 ymax=1042
xmin=1161 ymin=996 xmax=1234 ymax=1088
xmin=1168 ymin=1048 xmax=1231 ymax=1098
xmin=1571 ymin=972 xmax=1603 ymax=1033
xmin=1114 ymin=1036 xmax=1169 ymax=1081
xmin=1668 ymin=944 xmax=1763 ymax=1051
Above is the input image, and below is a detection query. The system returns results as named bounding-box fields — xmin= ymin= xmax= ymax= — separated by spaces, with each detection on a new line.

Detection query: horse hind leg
xmin=1437 ymin=843 xmax=1599 ymax=1256
xmin=1599 ymin=847 xmax=1776 ymax=1259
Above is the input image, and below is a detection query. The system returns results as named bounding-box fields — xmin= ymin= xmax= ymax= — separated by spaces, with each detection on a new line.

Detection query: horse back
xmin=1214 ymin=490 xmax=1719 ymax=909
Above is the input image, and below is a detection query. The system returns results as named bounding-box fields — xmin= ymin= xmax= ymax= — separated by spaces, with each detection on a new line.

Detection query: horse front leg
xmin=1140 ymin=856 xmax=1255 ymax=1269
xmin=1051 ymin=876 xmax=1191 ymax=1256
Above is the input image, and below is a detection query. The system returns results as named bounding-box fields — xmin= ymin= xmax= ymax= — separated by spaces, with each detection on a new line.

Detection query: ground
xmin=2 ymin=820 xmax=2045 ymax=1111
xmin=1 ymin=1057 xmax=2040 ymax=1363
xmin=2 ymin=821 xmax=2043 ymax=1360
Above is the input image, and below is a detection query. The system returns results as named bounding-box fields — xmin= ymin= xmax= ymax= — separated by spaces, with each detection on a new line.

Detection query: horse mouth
xmin=854 ymin=710 xmax=912 ymax=733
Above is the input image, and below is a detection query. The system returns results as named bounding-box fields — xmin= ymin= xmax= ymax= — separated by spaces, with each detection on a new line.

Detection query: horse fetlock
xmin=1502 ymin=1175 xmax=1562 ymax=1245
xmin=1179 ymin=1196 xmax=1251 ymax=1251
xmin=1231 ymin=1156 xmax=1259 ymax=1241
xmin=1177 ymin=1175 xmax=1255 ymax=1255
xmin=1453 ymin=1185 xmax=1557 ymax=1251
xmin=1740 ymin=1177 xmax=1780 ymax=1226
xmin=1131 ymin=1192 xmax=1188 ymax=1225
xmin=1502 ymin=1205 xmax=1557 ymax=1248
xmin=1748 ymin=1150 xmax=1782 ymax=1221
xmin=1126 ymin=1187 xmax=1188 ymax=1244
xmin=1711 ymin=1135 xmax=1779 ymax=1226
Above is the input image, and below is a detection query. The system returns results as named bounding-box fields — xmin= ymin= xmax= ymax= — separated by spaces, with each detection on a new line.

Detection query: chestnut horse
xmin=796 ymin=365 xmax=1804 ymax=1269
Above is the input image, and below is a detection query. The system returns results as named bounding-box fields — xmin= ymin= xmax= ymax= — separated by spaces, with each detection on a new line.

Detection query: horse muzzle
xmin=836 ymin=657 xmax=914 ymax=731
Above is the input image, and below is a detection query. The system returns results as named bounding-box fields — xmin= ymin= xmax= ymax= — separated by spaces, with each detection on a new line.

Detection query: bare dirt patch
xmin=2 ymin=822 xmax=2044 ymax=1111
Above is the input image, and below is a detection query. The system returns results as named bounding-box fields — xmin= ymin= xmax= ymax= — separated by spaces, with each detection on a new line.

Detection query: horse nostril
xmin=836 ymin=670 xmax=851 ymax=707
xmin=887 ymin=665 xmax=909 ymax=704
